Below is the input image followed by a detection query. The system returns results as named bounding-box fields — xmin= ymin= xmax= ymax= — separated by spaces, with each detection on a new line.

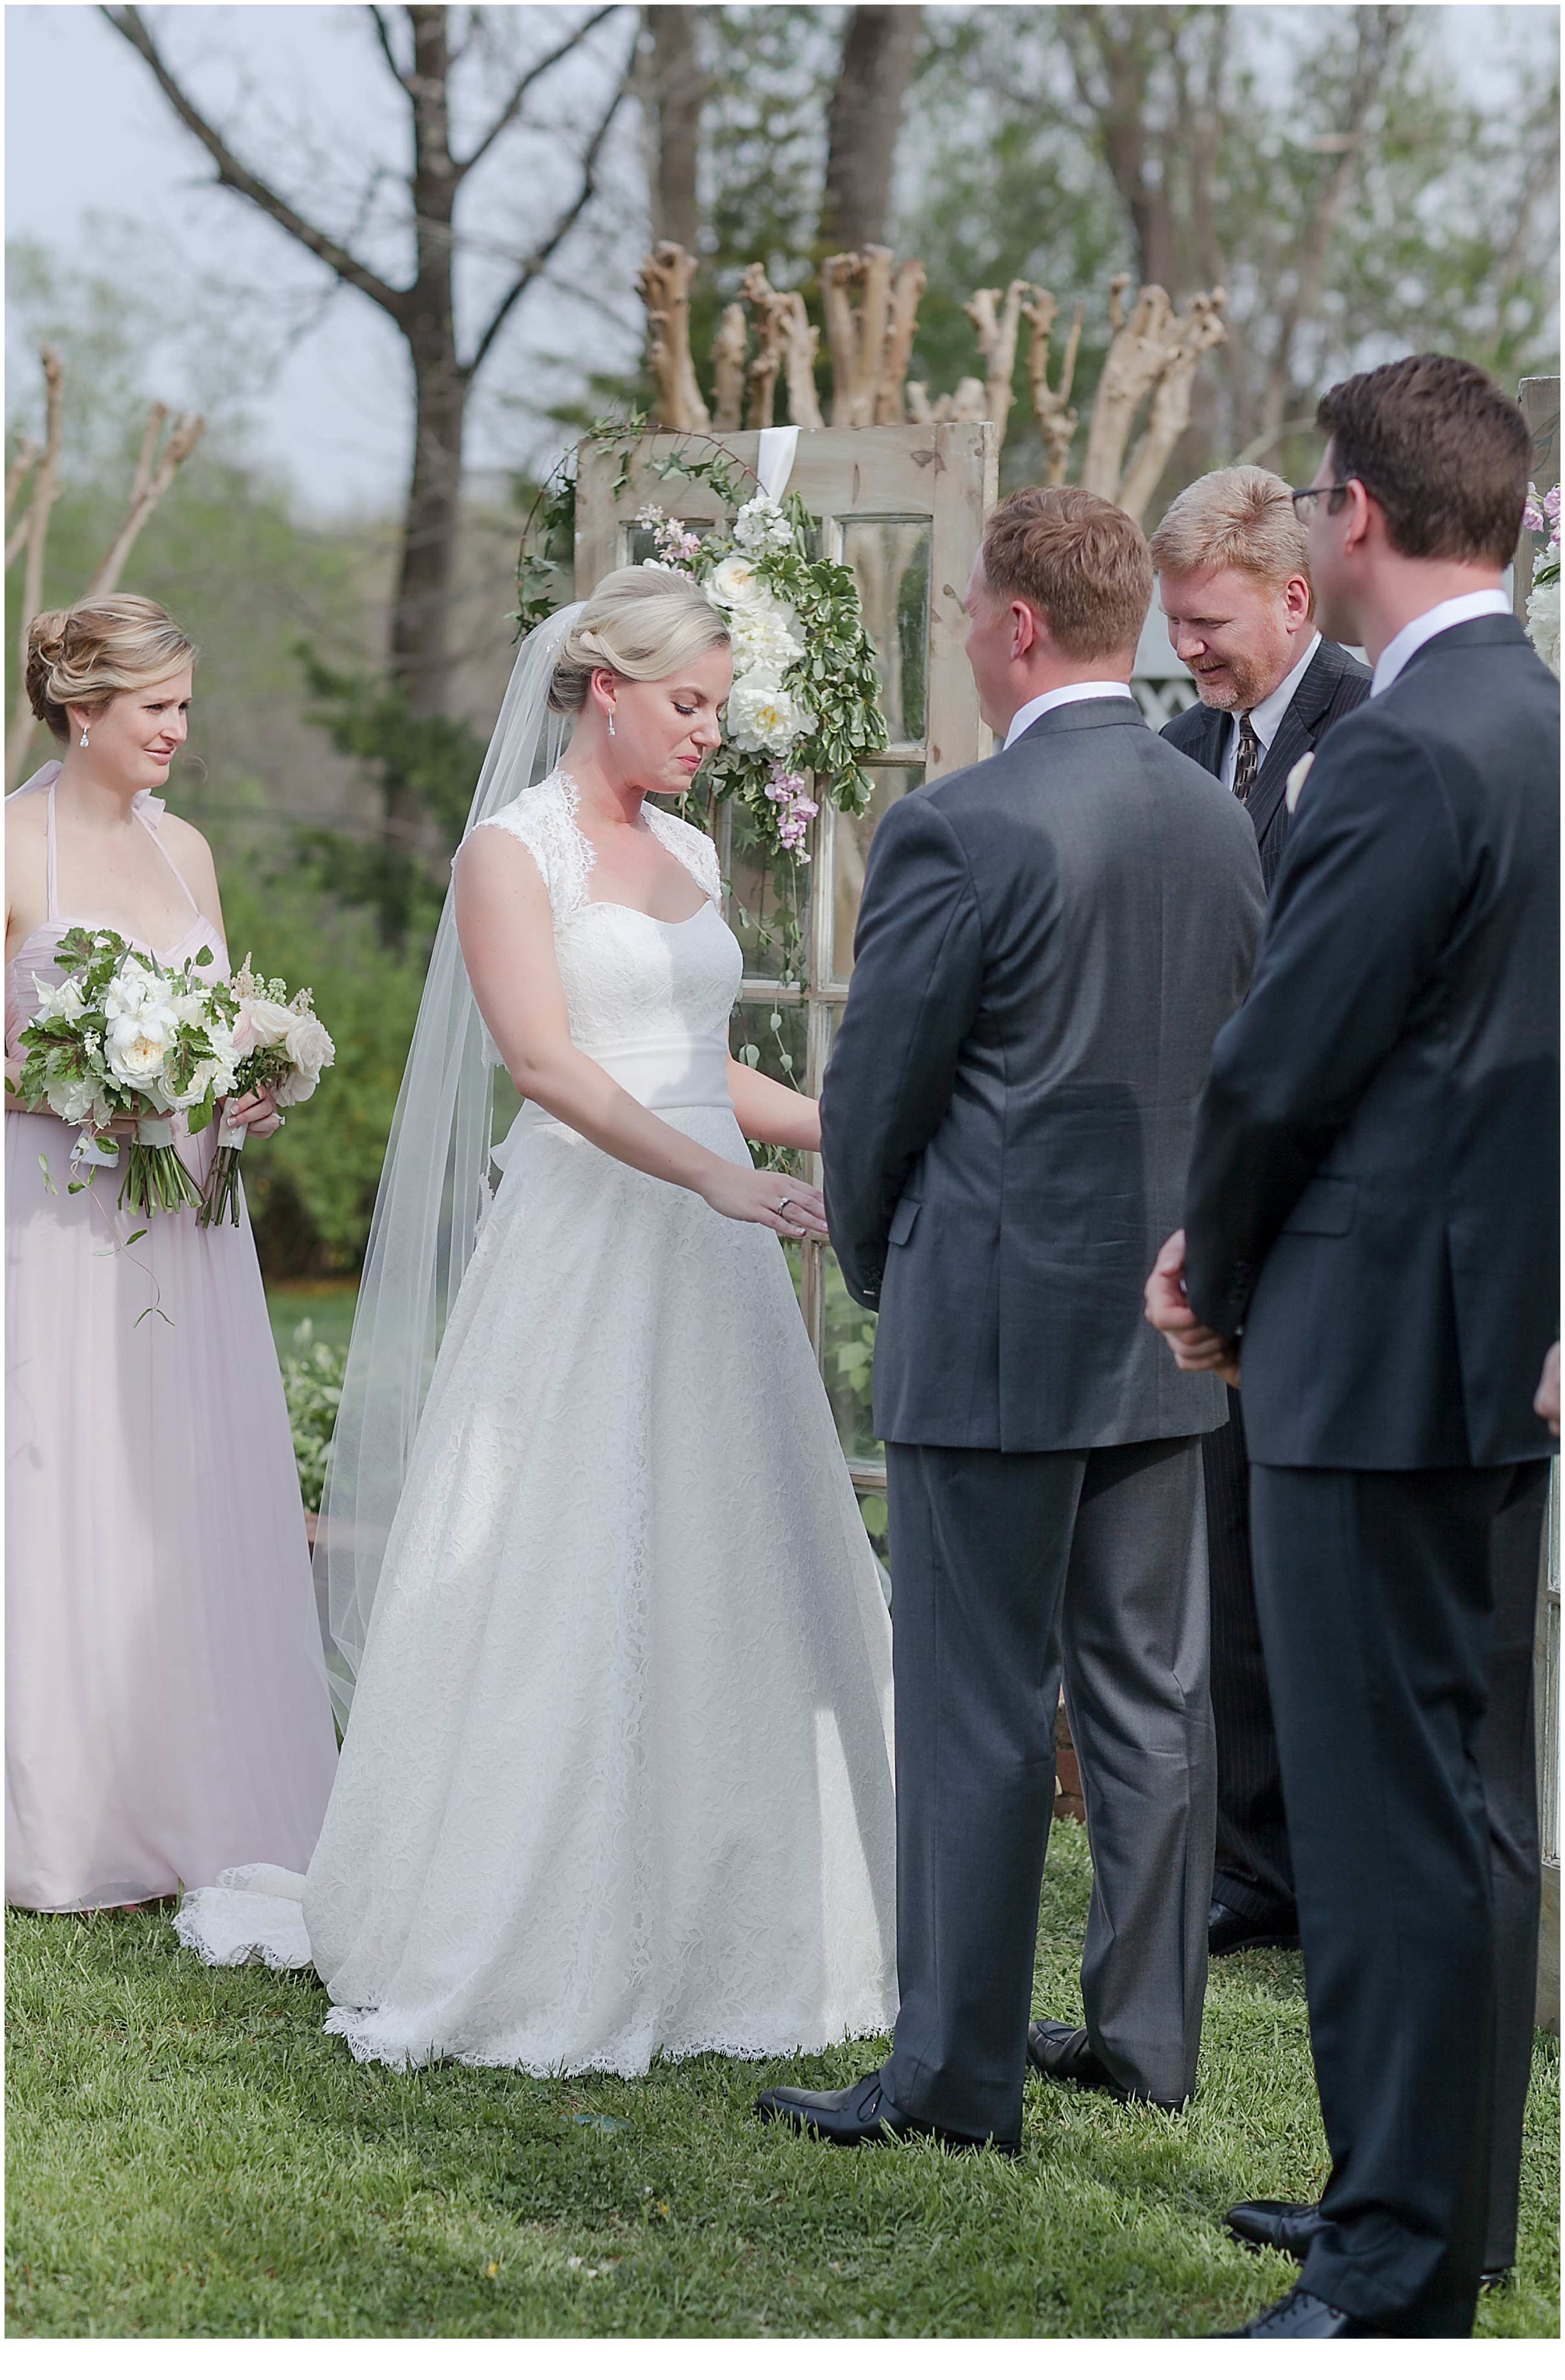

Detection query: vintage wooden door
xmin=575 ymin=423 xmax=999 ymax=1544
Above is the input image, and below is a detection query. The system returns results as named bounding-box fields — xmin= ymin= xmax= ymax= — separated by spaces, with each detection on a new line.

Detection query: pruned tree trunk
xmin=1115 ymin=286 xmax=1227 ymax=522
xmin=739 ymin=265 xmax=823 ymax=431
xmin=821 ymin=6 xmax=923 ymax=254
xmin=821 ymin=248 xmax=924 ymax=429
xmin=964 ymin=280 xmax=1029 ymax=443
xmin=638 ymin=242 xmax=712 ymax=432
xmin=1079 ymin=277 xmax=1176 ymax=498
xmin=1021 ymin=288 xmax=1083 ymax=485
xmin=711 ymin=302 xmax=748 ymax=433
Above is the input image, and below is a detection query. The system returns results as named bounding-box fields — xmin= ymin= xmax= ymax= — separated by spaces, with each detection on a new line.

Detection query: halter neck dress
xmin=5 ymin=760 xmax=337 ymax=1910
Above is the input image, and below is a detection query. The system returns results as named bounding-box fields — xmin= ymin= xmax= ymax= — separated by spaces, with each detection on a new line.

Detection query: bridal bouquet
xmin=13 ymin=927 xmax=238 ymax=1215
xmin=197 ymin=958 xmax=336 ymax=1228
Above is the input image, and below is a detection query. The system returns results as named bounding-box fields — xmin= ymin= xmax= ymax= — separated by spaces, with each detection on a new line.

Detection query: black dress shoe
xmin=1222 ymin=2285 xmax=1383 ymax=2337
xmin=1225 ymin=2197 xmax=1325 ymax=2260
xmin=1225 ymin=2199 xmax=1512 ymax=2291
xmin=754 ymin=2068 xmax=1019 ymax=2154
xmin=1026 ymin=2019 xmax=1189 ymax=2112
xmin=1209 ymin=1898 xmax=1301 ymax=1956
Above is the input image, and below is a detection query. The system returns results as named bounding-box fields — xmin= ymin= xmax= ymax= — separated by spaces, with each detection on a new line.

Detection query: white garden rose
xmin=705 ymin=553 xmax=765 ymax=610
xmin=239 ymin=995 xmax=297 ymax=1052
xmin=726 ymin=670 xmax=817 ymax=757
xmin=729 ymin=593 xmax=806 ymax=676
xmin=277 ymin=1009 xmax=335 ymax=1104
xmin=46 ymin=1063 xmax=109 ymax=1129
xmin=173 ymin=987 xmax=215 ymax=1030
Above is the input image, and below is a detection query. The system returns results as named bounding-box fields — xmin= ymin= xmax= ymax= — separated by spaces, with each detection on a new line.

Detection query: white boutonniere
xmin=1285 ymin=751 xmax=1314 ymax=815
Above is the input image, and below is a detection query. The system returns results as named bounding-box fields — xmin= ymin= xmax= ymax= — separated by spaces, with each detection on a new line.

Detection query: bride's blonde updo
xmin=25 ymin=594 xmax=198 ymax=743
xmin=547 ymin=567 xmax=730 ymax=715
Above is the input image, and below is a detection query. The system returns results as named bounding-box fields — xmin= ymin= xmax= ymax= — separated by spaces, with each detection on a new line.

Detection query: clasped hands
xmin=1144 ymin=1229 xmax=1241 ymax=1389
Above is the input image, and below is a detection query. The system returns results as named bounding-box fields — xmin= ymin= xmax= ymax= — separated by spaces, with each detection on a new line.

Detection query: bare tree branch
xmin=465 ymin=73 xmax=629 ymax=381
xmin=458 ymin=4 xmax=623 ymax=183
xmin=368 ymin=5 xmax=412 ymax=91
xmin=81 ymin=409 xmax=207 ymax=599
xmin=100 ymin=6 xmax=407 ymax=321
xmin=8 ymin=347 xmax=65 ymax=787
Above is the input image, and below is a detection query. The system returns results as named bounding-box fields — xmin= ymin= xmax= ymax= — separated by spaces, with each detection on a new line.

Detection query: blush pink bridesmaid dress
xmin=5 ymin=763 xmax=338 ymax=1910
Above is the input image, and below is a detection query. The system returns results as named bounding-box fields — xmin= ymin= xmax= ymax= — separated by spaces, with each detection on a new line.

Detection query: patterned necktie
xmin=1232 ymin=711 xmax=1261 ymax=804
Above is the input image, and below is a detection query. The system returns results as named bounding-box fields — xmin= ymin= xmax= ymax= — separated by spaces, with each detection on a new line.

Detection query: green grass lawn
xmin=6 ymin=1824 xmax=1558 ymax=2339
xmin=263 ymin=1279 xmax=359 ymax=1365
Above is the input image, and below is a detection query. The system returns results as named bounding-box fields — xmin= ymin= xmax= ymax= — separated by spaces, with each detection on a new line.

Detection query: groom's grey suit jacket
xmin=821 ymin=695 xmax=1266 ymax=1452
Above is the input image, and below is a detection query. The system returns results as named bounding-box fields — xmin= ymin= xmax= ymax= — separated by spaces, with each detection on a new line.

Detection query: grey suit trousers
xmin=882 ymin=1436 xmax=1214 ymax=2141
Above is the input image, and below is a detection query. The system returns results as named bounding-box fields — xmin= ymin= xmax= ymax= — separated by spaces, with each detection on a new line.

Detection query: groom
xmin=757 ymin=487 xmax=1265 ymax=2150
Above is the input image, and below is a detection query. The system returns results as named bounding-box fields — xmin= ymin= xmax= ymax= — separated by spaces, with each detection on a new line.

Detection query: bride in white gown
xmin=177 ymin=570 xmax=897 ymax=2075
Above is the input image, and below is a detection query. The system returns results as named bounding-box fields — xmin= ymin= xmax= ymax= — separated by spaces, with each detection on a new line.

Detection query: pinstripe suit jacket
xmin=1159 ymin=637 xmax=1371 ymax=891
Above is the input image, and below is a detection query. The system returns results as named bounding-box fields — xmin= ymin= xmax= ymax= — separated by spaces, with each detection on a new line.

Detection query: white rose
xmin=173 ymin=987 xmax=215 ymax=1030
xmin=159 ymin=1053 xmax=220 ymax=1113
xmin=242 ymin=996 xmax=297 ymax=1051
xmin=283 ymin=1010 xmax=335 ymax=1084
xmin=725 ymin=670 xmax=816 ymax=757
xmin=705 ymin=553 xmax=766 ymax=610
xmin=47 ymin=1067 xmax=105 ymax=1127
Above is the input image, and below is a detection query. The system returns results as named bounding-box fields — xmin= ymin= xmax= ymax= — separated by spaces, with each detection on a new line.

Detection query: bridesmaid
xmin=5 ymin=595 xmax=337 ymax=1911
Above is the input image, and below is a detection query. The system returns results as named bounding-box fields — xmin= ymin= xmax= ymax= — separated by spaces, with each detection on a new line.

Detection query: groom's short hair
xmin=980 ymin=486 xmax=1153 ymax=660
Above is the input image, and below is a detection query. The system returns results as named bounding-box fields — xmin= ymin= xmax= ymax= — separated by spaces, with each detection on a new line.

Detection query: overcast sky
xmin=5 ymin=1 xmax=1559 ymax=518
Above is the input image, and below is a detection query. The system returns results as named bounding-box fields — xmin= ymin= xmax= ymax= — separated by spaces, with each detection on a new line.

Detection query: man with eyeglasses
xmin=1146 ymin=353 xmax=1558 ymax=2338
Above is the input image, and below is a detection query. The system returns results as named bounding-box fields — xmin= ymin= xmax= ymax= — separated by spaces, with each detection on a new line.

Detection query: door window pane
xmin=726 ymin=809 xmax=810 ymax=984
xmin=841 ymin=517 xmax=931 ymax=746
xmin=732 ymin=994 xmax=808 ymax=1094
xmin=832 ymin=766 xmax=925 ymax=983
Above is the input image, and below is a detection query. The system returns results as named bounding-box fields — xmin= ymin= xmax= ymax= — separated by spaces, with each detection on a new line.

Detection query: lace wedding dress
xmin=178 ymin=773 xmax=897 ymax=2075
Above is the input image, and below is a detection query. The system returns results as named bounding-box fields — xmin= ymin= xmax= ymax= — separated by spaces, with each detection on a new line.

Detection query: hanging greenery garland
xmin=516 ymin=420 xmax=889 ymax=866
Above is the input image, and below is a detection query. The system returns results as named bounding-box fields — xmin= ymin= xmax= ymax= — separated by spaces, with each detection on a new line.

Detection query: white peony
xmin=705 ymin=553 xmax=766 ymax=610
xmin=102 ymin=972 xmax=179 ymax=1091
xmin=729 ymin=593 xmax=806 ymax=676
xmin=46 ymin=1063 xmax=110 ymax=1128
xmin=726 ymin=670 xmax=817 ymax=757
xmin=731 ymin=497 xmax=796 ymax=558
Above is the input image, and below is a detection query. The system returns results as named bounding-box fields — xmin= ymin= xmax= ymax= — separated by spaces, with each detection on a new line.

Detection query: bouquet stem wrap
xmin=123 ymin=1110 xmax=200 ymax=1218
xmin=199 ymin=1116 xmax=248 ymax=1229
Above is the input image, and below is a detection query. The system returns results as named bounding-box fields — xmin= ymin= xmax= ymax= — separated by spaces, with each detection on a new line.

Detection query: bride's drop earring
xmin=79 ymin=728 xmax=89 ymax=749
xmin=606 ymin=713 xmax=616 ymax=739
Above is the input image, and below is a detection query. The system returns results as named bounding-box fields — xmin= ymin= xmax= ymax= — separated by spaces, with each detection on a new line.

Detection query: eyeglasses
xmin=1290 ymin=481 xmax=1364 ymax=524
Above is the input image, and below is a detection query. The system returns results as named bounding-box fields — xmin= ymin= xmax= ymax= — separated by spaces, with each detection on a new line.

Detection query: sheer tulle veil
xmin=314 ymin=604 xmax=582 ymax=1722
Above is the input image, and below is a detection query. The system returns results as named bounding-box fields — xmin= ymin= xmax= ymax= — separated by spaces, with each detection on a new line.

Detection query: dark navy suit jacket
xmin=822 ymin=695 xmax=1264 ymax=1452
xmin=1159 ymin=636 xmax=1371 ymax=892
xmin=1183 ymin=615 xmax=1559 ymax=1469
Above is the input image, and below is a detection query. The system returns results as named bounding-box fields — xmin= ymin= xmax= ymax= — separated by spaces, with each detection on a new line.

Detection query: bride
xmin=178 ymin=570 xmax=897 ymax=2075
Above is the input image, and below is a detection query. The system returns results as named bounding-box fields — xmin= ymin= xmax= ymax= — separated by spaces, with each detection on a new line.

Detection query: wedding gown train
xmin=177 ymin=773 xmax=898 ymax=2075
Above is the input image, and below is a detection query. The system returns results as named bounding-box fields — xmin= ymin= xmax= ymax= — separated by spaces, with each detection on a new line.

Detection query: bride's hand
xmin=700 ymin=1163 xmax=828 ymax=1239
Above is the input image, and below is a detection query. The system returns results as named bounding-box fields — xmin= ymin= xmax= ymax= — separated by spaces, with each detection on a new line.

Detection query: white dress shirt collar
xmin=1220 ymin=632 xmax=1320 ymax=787
xmin=1370 ymin=588 xmax=1511 ymax=696
xmin=1003 ymin=681 xmax=1134 ymax=750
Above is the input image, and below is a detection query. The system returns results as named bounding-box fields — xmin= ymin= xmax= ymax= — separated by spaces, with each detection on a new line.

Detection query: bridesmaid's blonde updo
xmin=25 ymin=594 xmax=198 ymax=743
xmin=547 ymin=568 xmax=730 ymax=715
